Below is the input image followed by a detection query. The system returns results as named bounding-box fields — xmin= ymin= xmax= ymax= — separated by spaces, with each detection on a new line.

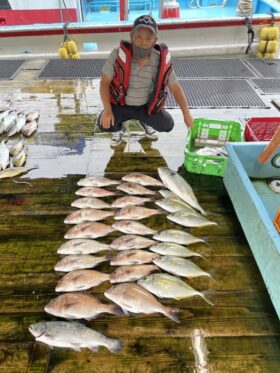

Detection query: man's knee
xmin=154 ymin=109 xmax=174 ymax=132
xmin=156 ymin=116 xmax=174 ymax=132
xmin=165 ymin=119 xmax=174 ymax=132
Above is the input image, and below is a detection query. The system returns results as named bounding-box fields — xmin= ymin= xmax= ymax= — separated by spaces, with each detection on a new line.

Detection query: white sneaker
xmin=110 ymin=130 xmax=124 ymax=147
xmin=140 ymin=122 xmax=158 ymax=140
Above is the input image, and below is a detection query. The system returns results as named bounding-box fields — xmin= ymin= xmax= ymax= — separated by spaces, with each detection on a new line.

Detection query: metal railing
xmin=84 ymin=0 xmax=153 ymax=12
xmin=129 ymin=0 xmax=153 ymax=11
xmin=189 ymin=0 xmax=227 ymax=9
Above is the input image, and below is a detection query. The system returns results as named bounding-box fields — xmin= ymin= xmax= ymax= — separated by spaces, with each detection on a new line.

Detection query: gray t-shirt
xmin=102 ymin=45 xmax=178 ymax=106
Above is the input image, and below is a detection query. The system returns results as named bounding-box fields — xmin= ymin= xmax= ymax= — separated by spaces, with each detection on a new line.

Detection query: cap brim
xmin=132 ymin=24 xmax=157 ymax=35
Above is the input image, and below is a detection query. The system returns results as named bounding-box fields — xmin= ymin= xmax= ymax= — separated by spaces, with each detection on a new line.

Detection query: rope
xmin=269 ymin=12 xmax=275 ymax=26
xmin=245 ymin=16 xmax=255 ymax=54
xmin=63 ymin=22 xmax=70 ymax=42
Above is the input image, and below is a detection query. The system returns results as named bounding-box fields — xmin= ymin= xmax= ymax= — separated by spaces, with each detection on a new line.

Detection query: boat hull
xmin=0 ymin=16 xmax=279 ymax=58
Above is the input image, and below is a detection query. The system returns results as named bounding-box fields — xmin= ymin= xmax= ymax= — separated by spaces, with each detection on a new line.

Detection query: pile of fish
xmin=0 ymin=140 xmax=27 ymax=169
xmin=0 ymin=109 xmax=40 ymax=179
xmin=195 ymin=146 xmax=228 ymax=157
xmin=0 ymin=139 xmax=36 ymax=179
xmin=0 ymin=109 xmax=39 ymax=138
xmin=30 ymin=168 xmax=218 ymax=353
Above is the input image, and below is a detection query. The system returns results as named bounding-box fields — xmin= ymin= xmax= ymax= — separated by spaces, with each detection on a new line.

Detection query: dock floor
xmin=0 ymin=59 xmax=279 ymax=372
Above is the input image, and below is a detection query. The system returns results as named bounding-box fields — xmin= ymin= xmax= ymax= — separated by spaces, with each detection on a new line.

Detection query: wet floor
xmin=0 ymin=59 xmax=280 ymax=372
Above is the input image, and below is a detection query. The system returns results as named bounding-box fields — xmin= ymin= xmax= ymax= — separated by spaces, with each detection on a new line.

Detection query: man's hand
xmin=169 ymin=82 xmax=193 ymax=129
xmin=99 ymin=73 xmax=114 ymax=128
xmin=184 ymin=113 xmax=194 ymax=129
xmin=100 ymin=110 xmax=115 ymax=129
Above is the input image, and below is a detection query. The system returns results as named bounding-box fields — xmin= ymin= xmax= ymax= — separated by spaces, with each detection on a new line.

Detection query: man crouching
xmin=98 ymin=14 xmax=194 ymax=147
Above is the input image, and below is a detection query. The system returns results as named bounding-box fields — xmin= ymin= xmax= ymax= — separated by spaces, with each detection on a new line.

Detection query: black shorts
xmin=97 ymin=104 xmax=174 ymax=133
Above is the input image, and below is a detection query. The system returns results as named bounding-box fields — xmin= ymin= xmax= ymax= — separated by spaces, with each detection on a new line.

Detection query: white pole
xmin=75 ymin=0 xmax=83 ymax=22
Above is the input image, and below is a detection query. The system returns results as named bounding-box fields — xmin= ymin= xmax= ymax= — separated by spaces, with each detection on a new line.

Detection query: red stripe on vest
xmin=110 ymin=41 xmax=131 ymax=106
xmin=110 ymin=41 xmax=172 ymax=115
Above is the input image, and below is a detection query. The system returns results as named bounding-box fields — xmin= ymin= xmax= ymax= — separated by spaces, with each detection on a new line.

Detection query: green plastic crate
xmin=184 ymin=118 xmax=242 ymax=177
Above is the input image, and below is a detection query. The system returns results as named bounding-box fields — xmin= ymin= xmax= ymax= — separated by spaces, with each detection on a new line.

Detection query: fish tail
xmin=200 ymin=207 xmax=207 ymax=216
xmin=109 ymin=304 xmax=124 ymax=316
xmin=151 ymin=264 xmax=159 ymax=271
xmin=157 ymin=208 xmax=168 ymax=215
xmin=154 ymin=209 xmax=164 ymax=216
xmin=201 ymin=290 xmax=214 ymax=306
xmin=164 ymin=306 xmax=180 ymax=323
xmin=198 ymin=248 xmax=211 ymax=263
xmin=104 ymin=273 xmax=111 ymax=281
xmin=208 ymin=269 xmax=220 ymax=285
xmin=108 ymin=338 xmax=124 ymax=354
xmin=105 ymin=253 xmax=115 ymax=261
xmin=149 ymin=196 xmax=157 ymax=202
xmin=201 ymin=237 xmax=210 ymax=246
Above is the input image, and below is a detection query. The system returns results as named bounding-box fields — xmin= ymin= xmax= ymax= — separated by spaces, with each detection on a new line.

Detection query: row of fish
xmin=54 ymin=170 xmax=216 ymax=313
xmin=30 ymin=168 xmax=217 ymax=353
xmin=0 ymin=109 xmax=39 ymax=137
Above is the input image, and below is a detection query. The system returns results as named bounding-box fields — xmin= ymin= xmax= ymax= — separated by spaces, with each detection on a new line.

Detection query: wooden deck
xmin=0 ymin=60 xmax=279 ymax=372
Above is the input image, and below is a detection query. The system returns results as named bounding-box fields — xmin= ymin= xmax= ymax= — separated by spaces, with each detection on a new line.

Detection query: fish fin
xmin=43 ymin=331 xmax=52 ymax=339
xmin=65 ymin=302 xmax=79 ymax=310
xmin=71 ymin=273 xmax=85 ymax=282
xmin=75 ymin=257 xmax=88 ymax=263
xmin=73 ymin=241 xmax=83 ymax=247
xmin=108 ymin=339 xmax=124 ymax=354
xmin=88 ymin=345 xmax=99 ymax=352
xmin=208 ymin=269 xmax=220 ymax=285
xmin=75 ymin=285 xmax=88 ymax=290
xmin=165 ymin=307 xmax=181 ymax=323
xmin=201 ymin=290 xmax=214 ymax=306
xmin=80 ymin=224 xmax=91 ymax=232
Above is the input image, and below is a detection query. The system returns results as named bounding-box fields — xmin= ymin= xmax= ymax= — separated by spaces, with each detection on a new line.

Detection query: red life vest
xmin=110 ymin=40 xmax=172 ymax=115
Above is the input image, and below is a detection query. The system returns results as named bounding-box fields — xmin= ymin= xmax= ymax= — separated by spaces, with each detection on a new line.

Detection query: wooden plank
xmin=44 ymin=336 xmax=280 ymax=373
xmin=0 ymin=275 xmax=275 ymax=315
xmin=0 ymin=209 xmax=243 ymax=238
xmin=0 ymin=173 xmax=226 ymax=195
xmin=0 ymin=194 xmax=75 ymax=215
xmin=0 ymin=286 xmax=276 ymax=314
xmin=0 ymin=182 xmax=234 ymax=215
xmin=1 ymin=335 xmax=280 ymax=373
xmin=0 ymin=255 xmax=266 ymax=290
xmin=0 ymin=194 xmax=233 ymax=215
xmin=0 ymin=342 xmax=50 ymax=373
xmin=0 ymin=176 xmax=81 ymax=194
xmin=0 ymin=303 xmax=279 ymax=348
xmin=0 ymin=257 xmax=269 ymax=295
